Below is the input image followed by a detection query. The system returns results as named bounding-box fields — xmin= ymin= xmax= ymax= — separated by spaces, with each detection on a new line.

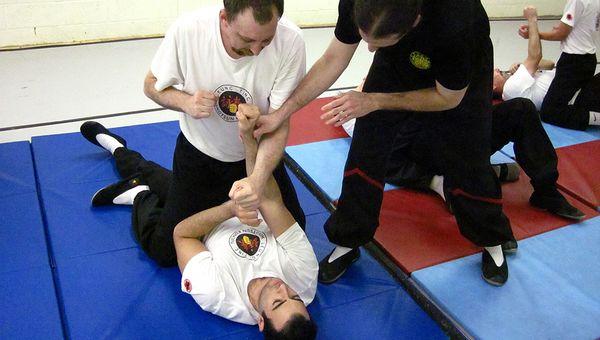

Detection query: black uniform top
xmin=335 ymin=0 xmax=493 ymax=115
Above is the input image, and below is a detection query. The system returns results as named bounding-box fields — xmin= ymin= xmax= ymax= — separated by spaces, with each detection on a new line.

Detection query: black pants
xmin=540 ymin=53 xmax=598 ymax=130
xmin=115 ymin=133 xmax=306 ymax=267
xmin=324 ymin=43 xmax=513 ymax=249
xmin=388 ymin=98 xmax=560 ymax=196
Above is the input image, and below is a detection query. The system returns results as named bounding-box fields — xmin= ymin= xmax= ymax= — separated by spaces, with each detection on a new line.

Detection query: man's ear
xmin=219 ymin=9 xmax=229 ymax=25
xmin=258 ymin=314 xmax=265 ymax=332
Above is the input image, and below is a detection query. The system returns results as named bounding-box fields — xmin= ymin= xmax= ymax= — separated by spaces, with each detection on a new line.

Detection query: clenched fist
xmin=184 ymin=90 xmax=217 ymax=119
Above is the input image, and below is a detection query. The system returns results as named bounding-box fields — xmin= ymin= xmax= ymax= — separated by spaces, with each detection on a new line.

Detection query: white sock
xmin=429 ymin=175 xmax=445 ymax=201
xmin=328 ymin=246 xmax=354 ymax=263
xmin=484 ymin=245 xmax=504 ymax=267
xmin=112 ymin=185 xmax=149 ymax=205
xmin=96 ymin=134 xmax=124 ymax=155
xmin=589 ymin=111 xmax=600 ymax=126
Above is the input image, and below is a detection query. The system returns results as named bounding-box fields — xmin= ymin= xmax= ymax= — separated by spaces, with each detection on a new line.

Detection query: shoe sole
xmin=503 ymin=247 xmax=518 ymax=255
xmin=481 ymin=274 xmax=506 ymax=287
xmin=318 ymin=253 xmax=361 ymax=285
xmin=530 ymin=204 xmax=585 ymax=221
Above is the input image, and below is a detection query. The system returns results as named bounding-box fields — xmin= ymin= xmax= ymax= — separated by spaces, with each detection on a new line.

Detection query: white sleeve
xmin=502 ymin=64 xmax=536 ymax=101
xmin=561 ymin=0 xmax=581 ymax=27
xmin=275 ymin=223 xmax=318 ymax=304
xmin=268 ymin=34 xmax=306 ymax=110
xmin=181 ymin=252 xmax=224 ymax=312
xmin=151 ymin=20 xmax=186 ymax=92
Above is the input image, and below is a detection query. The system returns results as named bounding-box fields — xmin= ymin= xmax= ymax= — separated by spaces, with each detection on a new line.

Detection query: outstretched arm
xmin=522 ymin=6 xmax=543 ymax=75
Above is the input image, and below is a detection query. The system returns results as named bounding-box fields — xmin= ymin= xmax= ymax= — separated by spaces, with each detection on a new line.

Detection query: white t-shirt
xmin=502 ymin=64 xmax=556 ymax=110
xmin=180 ymin=218 xmax=318 ymax=325
xmin=560 ymin=0 xmax=600 ymax=54
xmin=151 ymin=7 xmax=306 ymax=162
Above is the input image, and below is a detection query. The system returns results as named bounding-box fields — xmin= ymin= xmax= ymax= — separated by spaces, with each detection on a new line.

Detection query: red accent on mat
xmin=374 ymin=171 xmax=598 ymax=274
xmin=555 ymin=140 xmax=600 ymax=210
xmin=344 ymin=168 xmax=384 ymax=190
xmin=287 ymin=97 xmax=348 ymax=146
xmin=450 ymin=188 xmax=503 ymax=205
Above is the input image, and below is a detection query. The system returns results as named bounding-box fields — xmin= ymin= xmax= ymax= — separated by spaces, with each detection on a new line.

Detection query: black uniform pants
xmin=324 ymin=48 xmax=513 ymax=249
xmin=387 ymin=98 xmax=559 ymax=196
xmin=115 ymin=133 xmax=306 ymax=267
xmin=540 ymin=52 xmax=598 ymax=130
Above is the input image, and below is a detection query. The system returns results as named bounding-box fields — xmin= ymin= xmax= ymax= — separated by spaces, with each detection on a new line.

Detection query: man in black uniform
xmin=252 ymin=0 xmax=514 ymax=286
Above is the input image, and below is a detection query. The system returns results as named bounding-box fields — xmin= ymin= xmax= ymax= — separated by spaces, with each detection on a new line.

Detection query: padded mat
xmin=31 ymin=121 xmax=179 ymax=263
xmin=412 ymin=216 xmax=600 ymax=340
xmin=31 ymin=122 xmax=444 ymax=339
xmin=555 ymin=140 xmax=600 ymax=210
xmin=374 ymin=171 xmax=598 ymax=273
xmin=287 ymin=97 xmax=348 ymax=146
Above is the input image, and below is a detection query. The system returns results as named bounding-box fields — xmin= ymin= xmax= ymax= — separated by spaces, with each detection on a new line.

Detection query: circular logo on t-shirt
xmin=410 ymin=51 xmax=431 ymax=70
xmin=214 ymin=85 xmax=253 ymax=122
xmin=229 ymin=228 xmax=267 ymax=261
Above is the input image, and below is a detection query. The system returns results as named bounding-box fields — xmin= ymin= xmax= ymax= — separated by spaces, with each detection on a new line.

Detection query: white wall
xmin=0 ymin=0 xmax=567 ymax=49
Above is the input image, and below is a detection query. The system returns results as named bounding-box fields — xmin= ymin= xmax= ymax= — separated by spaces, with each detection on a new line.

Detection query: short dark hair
xmin=223 ymin=0 xmax=284 ymax=24
xmin=262 ymin=312 xmax=317 ymax=340
xmin=354 ymin=0 xmax=422 ymax=39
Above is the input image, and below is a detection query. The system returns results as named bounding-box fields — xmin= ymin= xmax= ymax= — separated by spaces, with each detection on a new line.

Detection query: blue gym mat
xmin=0 ymin=142 xmax=63 ymax=339
xmin=412 ymin=216 xmax=600 ymax=339
xmin=31 ymin=121 xmax=444 ymax=339
xmin=286 ymin=137 xmax=515 ymax=201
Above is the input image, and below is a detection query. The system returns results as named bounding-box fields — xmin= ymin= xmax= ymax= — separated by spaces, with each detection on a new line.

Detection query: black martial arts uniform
xmin=325 ymin=0 xmax=514 ymax=248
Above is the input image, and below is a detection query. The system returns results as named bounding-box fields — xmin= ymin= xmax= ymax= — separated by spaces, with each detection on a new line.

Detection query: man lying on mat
xmin=80 ymin=105 xmax=318 ymax=338
xmin=173 ymin=106 xmax=318 ymax=337
xmin=492 ymin=5 xmax=600 ymax=131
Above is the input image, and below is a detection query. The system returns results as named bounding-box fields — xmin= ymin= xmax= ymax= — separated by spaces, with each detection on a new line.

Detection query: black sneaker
xmin=492 ymin=163 xmax=520 ymax=182
xmin=502 ymin=238 xmax=518 ymax=254
xmin=530 ymin=191 xmax=585 ymax=221
xmin=92 ymin=174 xmax=145 ymax=206
xmin=481 ymin=249 xmax=508 ymax=286
xmin=81 ymin=121 xmax=127 ymax=150
xmin=318 ymin=248 xmax=360 ymax=284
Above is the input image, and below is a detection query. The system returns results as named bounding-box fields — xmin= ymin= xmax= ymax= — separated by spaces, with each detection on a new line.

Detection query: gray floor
xmin=1 ymin=20 xmax=598 ymax=143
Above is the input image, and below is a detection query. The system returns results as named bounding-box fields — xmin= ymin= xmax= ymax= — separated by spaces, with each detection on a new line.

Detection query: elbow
xmin=143 ymin=73 xmax=157 ymax=99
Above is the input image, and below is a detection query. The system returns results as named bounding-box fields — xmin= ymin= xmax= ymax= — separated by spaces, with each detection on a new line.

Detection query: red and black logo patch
xmin=213 ymin=85 xmax=253 ymax=122
xmin=184 ymin=279 xmax=192 ymax=293
xmin=566 ymin=13 xmax=573 ymax=21
xmin=236 ymin=233 xmax=260 ymax=256
xmin=218 ymin=91 xmax=246 ymax=117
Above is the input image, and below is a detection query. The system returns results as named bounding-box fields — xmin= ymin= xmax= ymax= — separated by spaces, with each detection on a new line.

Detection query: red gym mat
xmin=555 ymin=140 xmax=600 ymax=210
xmin=287 ymin=97 xmax=347 ymax=146
xmin=374 ymin=170 xmax=599 ymax=274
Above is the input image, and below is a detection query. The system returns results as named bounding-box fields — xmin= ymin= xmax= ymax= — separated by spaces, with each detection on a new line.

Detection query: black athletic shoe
xmin=318 ymin=248 xmax=360 ymax=284
xmin=481 ymin=249 xmax=508 ymax=286
xmin=530 ymin=191 xmax=585 ymax=221
xmin=81 ymin=121 xmax=127 ymax=150
xmin=502 ymin=237 xmax=518 ymax=254
xmin=92 ymin=174 xmax=145 ymax=206
xmin=493 ymin=163 xmax=520 ymax=182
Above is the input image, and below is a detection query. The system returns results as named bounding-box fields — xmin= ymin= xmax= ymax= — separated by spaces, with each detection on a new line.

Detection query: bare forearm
xmin=528 ymin=18 xmax=542 ymax=61
xmin=276 ymin=41 xmax=357 ymax=121
xmin=373 ymin=87 xmax=464 ymax=113
xmin=144 ymin=74 xmax=189 ymax=112
xmin=251 ymin=120 xmax=289 ymax=188
xmin=241 ymin=134 xmax=259 ymax=176
xmin=174 ymin=201 xmax=235 ymax=240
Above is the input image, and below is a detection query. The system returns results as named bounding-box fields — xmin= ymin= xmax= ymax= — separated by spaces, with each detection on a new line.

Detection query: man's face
xmin=492 ymin=68 xmax=509 ymax=95
xmin=252 ymin=278 xmax=308 ymax=331
xmin=221 ymin=7 xmax=279 ymax=58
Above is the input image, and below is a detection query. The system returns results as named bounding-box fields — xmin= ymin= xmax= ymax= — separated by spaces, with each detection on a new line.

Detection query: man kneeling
xmin=173 ymin=105 xmax=318 ymax=338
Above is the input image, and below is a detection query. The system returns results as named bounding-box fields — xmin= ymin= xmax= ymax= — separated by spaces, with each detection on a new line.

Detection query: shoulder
xmin=274 ymin=17 xmax=305 ymax=48
xmin=170 ymin=6 xmax=219 ymax=37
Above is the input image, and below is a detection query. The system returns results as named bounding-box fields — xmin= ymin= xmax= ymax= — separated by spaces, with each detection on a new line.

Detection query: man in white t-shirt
xmin=81 ymin=1 xmax=309 ymax=267
xmin=173 ymin=106 xmax=318 ymax=337
xmin=516 ymin=1 xmax=600 ymax=130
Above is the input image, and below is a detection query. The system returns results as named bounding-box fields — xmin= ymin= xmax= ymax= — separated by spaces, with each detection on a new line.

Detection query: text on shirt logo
xmin=229 ymin=228 xmax=267 ymax=260
xmin=214 ymin=85 xmax=253 ymax=122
